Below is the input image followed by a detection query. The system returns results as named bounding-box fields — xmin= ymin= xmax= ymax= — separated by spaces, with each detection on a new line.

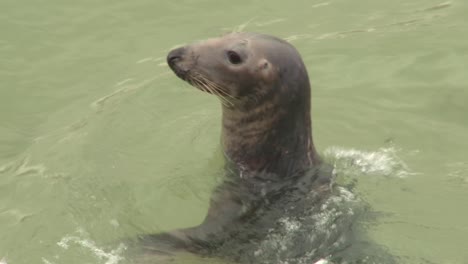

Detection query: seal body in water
xmin=133 ymin=33 xmax=395 ymax=264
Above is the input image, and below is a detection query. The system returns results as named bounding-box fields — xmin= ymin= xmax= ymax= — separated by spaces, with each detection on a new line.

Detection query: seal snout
xmin=167 ymin=47 xmax=189 ymax=80
xmin=167 ymin=47 xmax=186 ymax=67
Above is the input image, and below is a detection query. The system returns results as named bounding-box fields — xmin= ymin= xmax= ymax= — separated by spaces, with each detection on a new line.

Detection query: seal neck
xmin=221 ymin=101 xmax=319 ymax=179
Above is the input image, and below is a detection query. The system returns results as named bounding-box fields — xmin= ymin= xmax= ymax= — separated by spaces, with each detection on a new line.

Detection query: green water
xmin=1 ymin=0 xmax=468 ymax=263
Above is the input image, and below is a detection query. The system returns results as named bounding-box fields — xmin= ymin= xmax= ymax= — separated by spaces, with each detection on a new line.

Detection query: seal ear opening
xmin=257 ymin=59 xmax=270 ymax=70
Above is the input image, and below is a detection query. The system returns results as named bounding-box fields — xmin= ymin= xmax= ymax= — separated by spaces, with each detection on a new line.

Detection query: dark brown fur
xmin=134 ymin=32 xmax=333 ymax=262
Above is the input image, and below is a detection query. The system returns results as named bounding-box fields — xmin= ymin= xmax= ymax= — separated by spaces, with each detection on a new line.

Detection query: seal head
xmin=167 ymin=32 xmax=321 ymax=180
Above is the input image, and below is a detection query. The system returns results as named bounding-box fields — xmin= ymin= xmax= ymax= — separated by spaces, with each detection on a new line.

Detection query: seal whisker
xmin=191 ymin=75 xmax=232 ymax=107
xmin=192 ymin=75 xmax=212 ymax=94
xmin=202 ymin=81 xmax=234 ymax=107
xmin=201 ymin=77 xmax=239 ymax=102
xmin=192 ymin=73 xmax=236 ymax=107
xmin=191 ymin=77 xmax=208 ymax=94
xmin=205 ymin=83 xmax=231 ymax=107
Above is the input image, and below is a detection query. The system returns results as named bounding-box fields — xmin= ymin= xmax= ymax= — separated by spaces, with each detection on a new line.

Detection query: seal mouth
xmin=167 ymin=58 xmax=189 ymax=81
xmin=172 ymin=66 xmax=190 ymax=81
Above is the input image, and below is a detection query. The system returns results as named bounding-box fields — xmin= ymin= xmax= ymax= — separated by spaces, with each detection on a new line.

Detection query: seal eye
xmin=227 ymin=51 xmax=242 ymax=65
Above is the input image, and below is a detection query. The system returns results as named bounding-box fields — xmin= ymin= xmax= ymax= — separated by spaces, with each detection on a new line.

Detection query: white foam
xmin=41 ymin=257 xmax=54 ymax=264
xmin=136 ymin=57 xmax=153 ymax=64
xmin=58 ymin=235 xmax=126 ymax=264
xmin=324 ymin=146 xmax=414 ymax=178
xmin=14 ymin=156 xmax=47 ymax=177
xmin=314 ymin=259 xmax=331 ymax=264
xmin=279 ymin=217 xmax=302 ymax=232
xmin=253 ymin=183 xmax=360 ymax=264
xmin=447 ymin=161 xmax=468 ymax=184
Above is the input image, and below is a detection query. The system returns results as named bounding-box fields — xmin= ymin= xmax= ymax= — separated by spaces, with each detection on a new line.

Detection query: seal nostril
xmin=167 ymin=47 xmax=186 ymax=66
xmin=168 ymin=55 xmax=180 ymax=66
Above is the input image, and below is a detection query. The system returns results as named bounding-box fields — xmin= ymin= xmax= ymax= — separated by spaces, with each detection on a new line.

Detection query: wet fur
xmin=133 ymin=33 xmax=335 ymax=262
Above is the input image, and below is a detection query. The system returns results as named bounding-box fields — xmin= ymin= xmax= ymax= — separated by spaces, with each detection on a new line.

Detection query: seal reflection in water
xmin=133 ymin=33 xmax=393 ymax=264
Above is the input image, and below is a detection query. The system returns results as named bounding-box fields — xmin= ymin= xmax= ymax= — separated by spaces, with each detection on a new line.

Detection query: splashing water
xmin=56 ymin=232 xmax=126 ymax=264
xmin=250 ymin=186 xmax=363 ymax=264
xmin=324 ymin=146 xmax=414 ymax=178
xmin=244 ymin=147 xmax=409 ymax=264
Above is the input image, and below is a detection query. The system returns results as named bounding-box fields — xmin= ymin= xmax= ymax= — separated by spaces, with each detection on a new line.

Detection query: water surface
xmin=1 ymin=0 xmax=467 ymax=263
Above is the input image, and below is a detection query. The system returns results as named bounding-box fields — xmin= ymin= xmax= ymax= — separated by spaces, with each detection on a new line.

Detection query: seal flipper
xmin=134 ymin=181 xmax=251 ymax=258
